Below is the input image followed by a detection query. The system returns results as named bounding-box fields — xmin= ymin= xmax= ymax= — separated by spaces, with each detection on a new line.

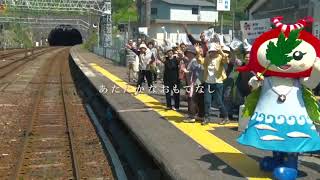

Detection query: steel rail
xmin=59 ymin=56 xmax=81 ymax=179
xmin=10 ymin=48 xmax=80 ymax=179
xmin=0 ymin=47 xmax=46 ymax=60
xmin=0 ymin=48 xmax=53 ymax=78
xmin=9 ymin=49 xmax=57 ymax=180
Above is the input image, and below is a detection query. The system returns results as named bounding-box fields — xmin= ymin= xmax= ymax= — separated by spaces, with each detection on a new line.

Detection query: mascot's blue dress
xmin=238 ymin=77 xmax=320 ymax=152
xmin=236 ymin=16 xmax=320 ymax=180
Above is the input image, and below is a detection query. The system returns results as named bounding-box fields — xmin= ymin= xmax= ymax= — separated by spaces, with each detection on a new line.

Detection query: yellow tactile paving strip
xmin=89 ymin=62 xmax=271 ymax=180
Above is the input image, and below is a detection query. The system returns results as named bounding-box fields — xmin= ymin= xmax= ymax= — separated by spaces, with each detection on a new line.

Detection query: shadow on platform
xmin=199 ymin=153 xmax=309 ymax=179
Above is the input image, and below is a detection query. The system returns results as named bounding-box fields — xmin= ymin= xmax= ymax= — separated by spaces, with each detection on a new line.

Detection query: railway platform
xmin=70 ymin=46 xmax=320 ymax=180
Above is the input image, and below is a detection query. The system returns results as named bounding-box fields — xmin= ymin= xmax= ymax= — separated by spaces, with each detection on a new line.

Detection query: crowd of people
xmin=125 ymin=25 xmax=254 ymax=125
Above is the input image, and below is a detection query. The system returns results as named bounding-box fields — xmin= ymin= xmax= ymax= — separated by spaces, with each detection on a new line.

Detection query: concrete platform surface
xmin=70 ymin=46 xmax=320 ymax=180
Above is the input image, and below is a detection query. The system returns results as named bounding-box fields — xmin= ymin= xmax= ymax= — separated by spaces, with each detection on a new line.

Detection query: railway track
xmin=0 ymin=49 xmax=28 ymax=58
xmin=0 ymin=47 xmax=46 ymax=60
xmin=0 ymin=48 xmax=55 ymax=80
xmin=10 ymin=49 xmax=78 ymax=179
xmin=5 ymin=48 xmax=114 ymax=179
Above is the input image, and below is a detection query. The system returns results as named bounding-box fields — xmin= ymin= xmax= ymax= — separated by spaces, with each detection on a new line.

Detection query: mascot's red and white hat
xmin=272 ymin=16 xmax=311 ymax=34
xmin=238 ymin=16 xmax=320 ymax=78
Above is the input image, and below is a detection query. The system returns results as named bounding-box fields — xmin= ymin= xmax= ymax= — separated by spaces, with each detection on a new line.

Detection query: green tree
xmin=112 ymin=0 xmax=137 ymax=24
xmin=11 ymin=24 xmax=33 ymax=48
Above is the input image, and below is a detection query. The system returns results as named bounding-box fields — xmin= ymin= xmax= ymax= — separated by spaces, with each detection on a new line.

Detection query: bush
xmin=11 ymin=24 xmax=33 ymax=48
xmin=83 ymin=32 xmax=98 ymax=51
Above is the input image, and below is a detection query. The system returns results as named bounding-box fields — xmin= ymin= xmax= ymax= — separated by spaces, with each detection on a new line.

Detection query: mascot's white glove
xmin=248 ymin=76 xmax=263 ymax=90
xmin=301 ymin=57 xmax=320 ymax=89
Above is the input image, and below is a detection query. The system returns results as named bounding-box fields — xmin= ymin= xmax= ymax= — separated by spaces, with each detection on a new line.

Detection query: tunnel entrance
xmin=48 ymin=25 xmax=83 ymax=46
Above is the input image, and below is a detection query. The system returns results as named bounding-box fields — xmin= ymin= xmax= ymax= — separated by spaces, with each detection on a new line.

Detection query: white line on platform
xmin=117 ymin=108 xmax=154 ymax=113
xmin=81 ymin=67 xmax=96 ymax=77
xmin=73 ymin=54 xmax=96 ymax=77
xmin=73 ymin=57 xmax=80 ymax=63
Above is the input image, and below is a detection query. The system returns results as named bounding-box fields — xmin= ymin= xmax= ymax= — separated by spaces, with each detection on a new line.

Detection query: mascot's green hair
xmin=242 ymin=87 xmax=261 ymax=118
xmin=302 ymin=86 xmax=320 ymax=125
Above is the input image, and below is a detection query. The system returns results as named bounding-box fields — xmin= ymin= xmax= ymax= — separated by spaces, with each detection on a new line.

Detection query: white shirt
xmin=139 ymin=49 xmax=152 ymax=70
xmin=150 ymin=48 xmax=157 ymax=58
xmin=206 ymin=60 xmax=216 ymax=83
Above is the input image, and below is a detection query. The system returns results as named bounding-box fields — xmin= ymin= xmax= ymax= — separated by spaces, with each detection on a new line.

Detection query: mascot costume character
xmin=237 ymin=16 xmax=320 ymax=180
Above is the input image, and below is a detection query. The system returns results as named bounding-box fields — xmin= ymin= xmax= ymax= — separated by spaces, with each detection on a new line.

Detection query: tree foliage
xmin=83 ymin=30 xmax=98 ymax=51
xmin=11 ymin=24 xmax=33 ymax=48
xmin=112 ymin=0 xmax=137 ymax=24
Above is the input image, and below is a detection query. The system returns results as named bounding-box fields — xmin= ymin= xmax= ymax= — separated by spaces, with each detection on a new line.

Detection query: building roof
xmin=161 ymin=0 xmax=215 ymax=7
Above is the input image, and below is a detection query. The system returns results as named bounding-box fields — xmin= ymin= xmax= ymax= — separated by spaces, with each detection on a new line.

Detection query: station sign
xmin=240 ymin=18 xmax=271 ymax=43
xmin=104 ymin=2 xmax=111 ymax=15
xmin=313 ymin=22 xmax=320 ymax=39
xmin=217 ymin=0 xmax=230 ymax=11
xmin=138 ymin=27 xmax=148 ymax=36
xmin=100 ymin=14 xmax=112 ymax=48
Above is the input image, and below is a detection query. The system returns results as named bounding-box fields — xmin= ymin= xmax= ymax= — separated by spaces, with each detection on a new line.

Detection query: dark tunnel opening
xmin=48 ymin=25 xmax=83 ymax=46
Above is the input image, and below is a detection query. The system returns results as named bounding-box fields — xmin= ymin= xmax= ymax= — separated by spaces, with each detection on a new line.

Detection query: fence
xmin=93 ymin=46 xmax=127 ymax=66
xmin=92 ymin=35 xmax=128 ymax=66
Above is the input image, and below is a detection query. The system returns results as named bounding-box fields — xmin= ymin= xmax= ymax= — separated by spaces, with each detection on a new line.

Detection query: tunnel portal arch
xmin=48 ymin=25 xmax=83 ymax=46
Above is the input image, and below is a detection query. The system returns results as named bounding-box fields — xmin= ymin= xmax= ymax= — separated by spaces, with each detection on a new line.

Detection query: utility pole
xmin=145 ymin=0 xmax=151 ymax=27
xmin=136 ymin=0 xmax=141 ymax=26
xmin=0 ymin=23 xmax=3 ymax=50
xmin=217 ymin=0 xmax=231 ymax=35
xmin=128 ymin=16 xmax=131 ymax=40
xmin=96 ymin=22 xmax=100 ymax=48
xmin=220 ymin=11 xmax=223 ymax=34
xmin=232 ymin=0 xmax=238 ymax=39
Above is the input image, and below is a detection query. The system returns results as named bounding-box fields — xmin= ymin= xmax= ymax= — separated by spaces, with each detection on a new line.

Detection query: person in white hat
xmin=130 ymin=43 xmax=154 ymax=95
xmin=221 ymin=45 xmax=239 ymax=120
xmin=202 ymin=43 xmax=230 ymax=125
xmin=233 ymin=39 xmax=255 ymax=119
xmin=221 ymin=45 xmax=232 ymax=71
xmin=235 ymin=40 xmax=255 ymax=100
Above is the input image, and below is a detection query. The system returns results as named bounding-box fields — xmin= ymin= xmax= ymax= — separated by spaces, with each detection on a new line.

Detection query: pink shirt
xmin=179 ymin=61 xmax=187 ymax=81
